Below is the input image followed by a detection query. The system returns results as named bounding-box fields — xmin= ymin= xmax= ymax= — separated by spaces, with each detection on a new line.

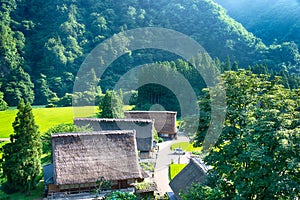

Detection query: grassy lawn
xmin=169 ymin=164 xmax=187 ymax=180
xmin=0 ymin=105 xmax=134 ymax=138
xmin=0 ymin=106 xmax=97 ymax=138
xmin=123 ymin=105 xmax=134 ymax=111
xmin=170 ymin=141 xmax=202 ymax=152
xmin=176 ymin=120 xmax=181 ymax=127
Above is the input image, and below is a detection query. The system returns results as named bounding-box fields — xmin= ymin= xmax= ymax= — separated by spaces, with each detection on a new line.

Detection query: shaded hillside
xmin=214 ymin=0 xmax=300 ymax=46
xmin=0 ymin=0 xmax=299 ymax=105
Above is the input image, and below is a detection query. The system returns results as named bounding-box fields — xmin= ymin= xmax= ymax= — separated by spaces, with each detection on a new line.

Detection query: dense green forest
xmin=214 ymin=0 xmax=300 ymax=46
xmin=0 ymin=0 xmax=299 ymax=107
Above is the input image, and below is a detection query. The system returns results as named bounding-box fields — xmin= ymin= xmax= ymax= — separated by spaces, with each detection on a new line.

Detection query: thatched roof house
xmin=124 ymin=111 xmax=177 ymax=138
xmin=169 ymin=158 xmax=208 ymax=200
xmin=74 ymin=118 xmax=154 ymax=157
xmin=48 ymin=130 xmax=143 ymax=194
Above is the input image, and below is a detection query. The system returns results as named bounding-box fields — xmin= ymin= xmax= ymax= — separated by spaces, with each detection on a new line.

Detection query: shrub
xmin=105 ymin=191 xmax=137 ymax=200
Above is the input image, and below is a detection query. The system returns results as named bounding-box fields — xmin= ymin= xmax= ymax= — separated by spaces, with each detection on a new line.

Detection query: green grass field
xmin=170 ymin=141 xmax=202 ymax=152
xmin=0 ymin=105 xmax=135 ymax=138
xmin=169 ymin=164 xmax=187 ymax=180
xmin=0 ymin=106 xmax=97 ymax=138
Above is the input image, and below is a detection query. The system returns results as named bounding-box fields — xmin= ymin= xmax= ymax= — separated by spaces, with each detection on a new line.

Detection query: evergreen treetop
xmin=97 ymin=90 xmax=124 ymax=118
xmin=1 ymin=100 xmax=42 ymax=193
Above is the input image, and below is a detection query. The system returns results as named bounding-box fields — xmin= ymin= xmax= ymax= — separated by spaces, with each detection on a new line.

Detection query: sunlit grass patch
xmin=170 ymin=141 xmax=202 ymax=152
xmin=169 ymin=164 xmax=187 ymax=180
xmin=0 ymin=106 xmax=97 ymax=138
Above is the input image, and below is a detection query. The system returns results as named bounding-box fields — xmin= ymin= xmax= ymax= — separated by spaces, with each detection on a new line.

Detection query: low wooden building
xmin=169 ymin=158 xmax=208 ymax=200
xmin=124 ymin=111 xmax=177 ymax=139
xmin=45 ymin=130 xmax=143 ymax=196
xmin=74 ymin=118 xmax=154 ymax=158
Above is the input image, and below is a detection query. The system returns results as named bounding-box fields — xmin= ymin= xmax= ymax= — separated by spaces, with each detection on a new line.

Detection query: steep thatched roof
xmin=74 ymin=118 xmax=154 ymax=152
xmin=52 ymin=130 xmax=142 ymax=185
xmin=124 ymin=111 xmax=177 ymax=133
xmin=169 ymin=158 xmax=208 ymax=200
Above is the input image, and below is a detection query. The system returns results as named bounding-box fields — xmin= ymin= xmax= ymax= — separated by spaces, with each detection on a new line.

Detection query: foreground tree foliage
xmin=183 ymin=70 xmax=300 ymax=199
xmin=1 ymin=100 xmax=42 ymax=194
xmin=105 ymin=191 xmax=137 ymax=200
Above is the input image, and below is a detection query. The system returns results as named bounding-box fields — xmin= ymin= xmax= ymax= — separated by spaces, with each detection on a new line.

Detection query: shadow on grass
xmin=0 ymin=180 xmax=44 ymax=200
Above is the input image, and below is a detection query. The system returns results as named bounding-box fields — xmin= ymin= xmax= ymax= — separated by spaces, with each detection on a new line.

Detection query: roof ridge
xmin=74 ymin=117 xmax=154 ymax=122
xmin=51 ymin=130 xmax=136 ymax=138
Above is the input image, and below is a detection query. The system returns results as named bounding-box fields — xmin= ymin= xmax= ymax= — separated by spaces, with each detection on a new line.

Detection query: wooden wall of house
xmin=47 ymin=178 xmax=141 ymax=196
xmin=140 ymin=151 xmax=151 ymax=159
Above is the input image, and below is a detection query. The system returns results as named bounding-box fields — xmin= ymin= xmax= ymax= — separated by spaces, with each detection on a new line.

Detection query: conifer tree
xmin=97 ymin=90 xmax=124 ymax=118
xmin=231 ymin=61 xmax=239 ymax=71
xmin=1 ymin=100 xmax=42 ymax=193
xmin=223 ymin=56 xmax=231 ymax=71
xmin=34 ymin=74 xmax=56 ymax=105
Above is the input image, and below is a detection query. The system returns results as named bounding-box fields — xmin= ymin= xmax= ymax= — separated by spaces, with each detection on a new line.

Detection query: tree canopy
xmin=183 ymin=70 xmax=300 ymax=199
xmin=0 ymin=0 xmax=299 ymax=106
xmin=97 ymin=90 xmax=124 ymax=118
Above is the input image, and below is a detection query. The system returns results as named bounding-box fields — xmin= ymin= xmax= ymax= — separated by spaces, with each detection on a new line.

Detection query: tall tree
xmin=183 ymin=70 xmax=300 ymax=199
xmin=223 ymin=56 xmax=231 ymax=71
xmin=34 ymin=74 xmax=56 ymax=105
xmin=97 ymin=90 xmax=124 ymax=118
xmin=1 ymin=100 xmax=42 ymax=193
xmin=231 ymin=61 xmax=239 ymax=71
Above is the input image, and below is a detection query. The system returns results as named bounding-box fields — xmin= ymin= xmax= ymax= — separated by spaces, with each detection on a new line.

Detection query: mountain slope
xmin=214 ymin=0 xmax=300 ymax=46
xmin=0 ymin=0 xmax=299 ymax=104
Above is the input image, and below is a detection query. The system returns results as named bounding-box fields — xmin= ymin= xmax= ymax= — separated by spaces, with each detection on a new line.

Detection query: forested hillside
xmin=214 ymin=0 xmax=300 ymax=45
xmin=0 ymin=0 xmax=299 ymax=106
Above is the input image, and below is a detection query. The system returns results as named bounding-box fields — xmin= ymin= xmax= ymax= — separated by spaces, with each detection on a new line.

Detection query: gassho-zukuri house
xmin=43 ymin=130 xmax=144 ymax=196
xmin=74 ymin=118 xmax=154 ymax=158
xmin=169 ymin=158 xmax=209 ymax=200
xmin=124 ymin=111 xmax=177 ymax=139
